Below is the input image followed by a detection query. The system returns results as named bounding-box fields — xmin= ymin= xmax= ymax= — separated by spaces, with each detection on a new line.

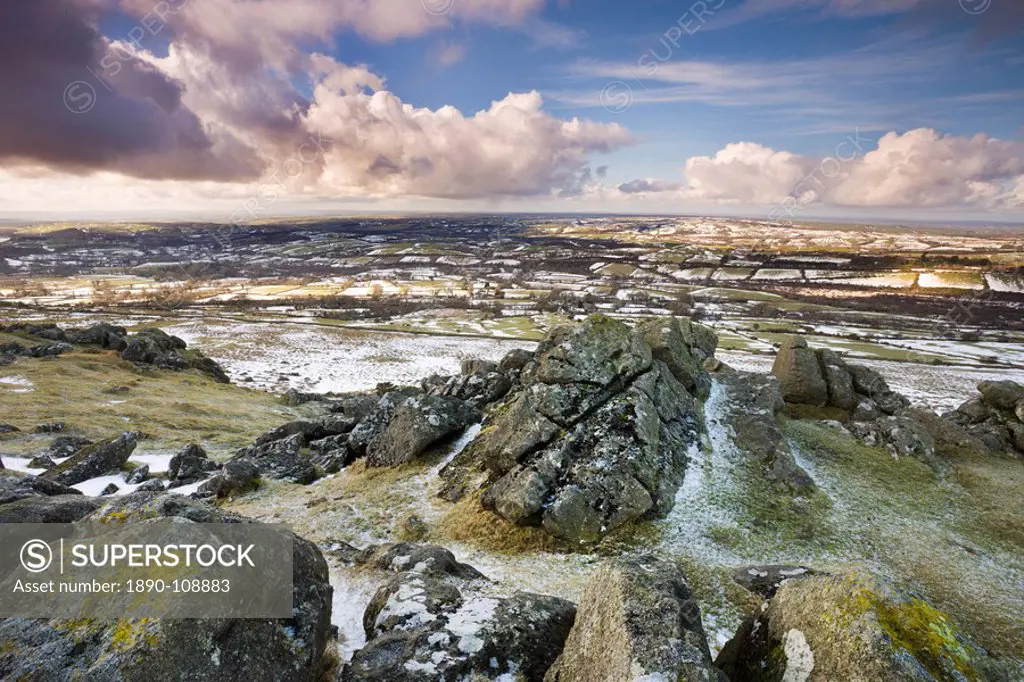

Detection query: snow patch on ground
xmin=0 ymin=375 xmax=34 ymax=393
xmin=330 ymin=567 xmax=380 ymax=661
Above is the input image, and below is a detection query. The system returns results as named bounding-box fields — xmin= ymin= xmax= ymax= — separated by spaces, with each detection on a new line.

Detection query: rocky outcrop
xmin=366 ymin=395 xmax=480 ymax=468
xmin=716 ymin=573 xmax=1006 ymax=682
xmin=0 ymin=494 xmax=103 ymax=522
xmin=232 ymin=433 xmax=317 ymax=484
xmin=445 ymin=315 xmax=713 ymax=544
xmin=41 ymin=431 xmax=139 ymax=487
xmin=847 ymin=416 xmax=942 ymax=471
xmin=229 ymin=385 xmax=480 ymax=483
xmin=0 ymin=472 xmax=83 ymax=505
xmin=423 ymin=356 xmax=516 ymax=408
xmin=3 ymin=321 xmax=228 ymax=382
xmin=640 ymin=316 xmax=716 ymax=400
xmin=121 ymin=328 xmax=230 ymax=383
xmin=1 ymin=471 xmax=99 ymax=522
xmin=48 ymin=434 xmax=93 ymax=458
xmin=344 ymin=542 xmax=575 ymax=682
xmin=772 ymin=336 xmax=830 ymax=406
xmin=1 ymin=322 xmax=68 ymax=341
xmin=898 ymin=407 xmax=991 ymax=460
xmin=167 ymin=443 xmax=220 ymax=486
xmin=0 ymin=339 xmax=72 ymax=364
xmin=199 ymin=458 xmax=261 ymax=498
xmin=355 ymin=543 xmax=488 ymax=581
xmin=67 ymin=322 xmax=129 ymax=350
xmin=0 ymin=492 xmax=333 ymax=682
xmin=712 ymin=365 xmax=815 ymax=490
xmin=947 ymin=380 xmax=1024 ymax=457
xmin=545 ymin=556 xmax=719 ymax=682
xmin=772 ymin=336 xmax=909 ymax=419
xmin=124 ymin=463 xmax=150 ymax=484
xmin=348 ymin=387 xmax=424 ymax=457
xmin=27 ymin=454 xmax=57 ymax=469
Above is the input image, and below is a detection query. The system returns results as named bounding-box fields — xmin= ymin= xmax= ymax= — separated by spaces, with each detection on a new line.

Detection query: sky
xmin=0 ymin=0 xmax=1023 ymax=223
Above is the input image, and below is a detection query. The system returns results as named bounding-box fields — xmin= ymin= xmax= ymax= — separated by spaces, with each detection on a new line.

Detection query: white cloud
xmin=305 ymin=80 xmax=633 ymax=199
xmin=677 ymin=129 xmax=1024 ymax=209
xmin=1 ymin=0 xmax=631 ymax=210
xmin=684 ymin=143 xmax=816 ymax=204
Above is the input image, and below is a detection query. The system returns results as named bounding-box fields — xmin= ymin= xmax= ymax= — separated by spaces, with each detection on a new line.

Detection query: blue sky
xmin=2 ymin=0 xmax=1022 ymax=220
xmin=343 ymin=0 xmax=1024 ymax=185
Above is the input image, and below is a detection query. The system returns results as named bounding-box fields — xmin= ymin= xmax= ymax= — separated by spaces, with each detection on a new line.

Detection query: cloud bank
xmin=619 ymin=129 xmax=1024 ymax=211
xmin=0 ymin=0 xmax=630 ymax=204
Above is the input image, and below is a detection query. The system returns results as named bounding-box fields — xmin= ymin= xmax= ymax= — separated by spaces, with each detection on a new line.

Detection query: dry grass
xmin=432 ymin=491 xmax=567 ymax=554
xmin=0 ymin=347 xmax=303 ymax=453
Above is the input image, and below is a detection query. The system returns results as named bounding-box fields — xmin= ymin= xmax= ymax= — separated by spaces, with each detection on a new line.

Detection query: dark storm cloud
xmin=0 ymin=0 xmax=263 ymax=181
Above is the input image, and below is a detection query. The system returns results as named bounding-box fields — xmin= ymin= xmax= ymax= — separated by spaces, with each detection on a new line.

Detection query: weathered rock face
xmin=899 ymin=407 xmax=990 ymax=460
xmin=42 ymin=431 xmax=139 ymax=487
xmin=712 ymin=365 xmax=815 ymax=491
xmin=27 ymin=454 xmax=56 ymax=469
xmin=121 ymin=328 xmax=230 ymax=384
xmin=67 ymin=322 xmax=129 ymax=350
xmin=348 ymin=388 xmax=424 ymax=457
xmin=309 ymin=435 xmax=353 ymax=474
xmin=0 ymin=472 xmax=82 ymax=505
xmin=366 ymin=395 xmax=481 ymax=468
xmin=847 ymin=365 xmax=909 ymax=417
xmin=124 ymin=463 xmax=150 ymax=484
xmin=947 ymin=380 xmax=1024 ymax=457
xmin=232 ymin=433 xmax=317 ymax=484
xmin=167 ymin=443 xmax=220 ymax=485
xmin=446 ymin=316 xmax=713 ymax=544
xmin=978 ymin=381 xmax=1024 ymax=411
xmin=772 ymin=336 xmax=830 ymax=407
xmin=0 ymin=493 xmax=333 ymax=682
xmin=847 ymin=417 xmax=941 ymax=470
xmin=424 ymin=357 xmax=517 ymax=408
xmin=345 ymin=542 xmax=575 ymax=682
xmin=639 ymin=317 xmax=714 ymax=400
xmin=356 ymin=543 xmax=488 ymax=581
xmin=545 ymin=556 xmax=719 ymax=682
xmin=0 ymin=472 xmax=97 ymax=523
xmin=0 ymin=494 xmax=103 ymax=523
xmin=0 ymin=339 xmax=72 ymax=363
xmin=771 ymin=336 xmax=909 ymax=419
xmin=47 ymin=435 xmax=93 ymax=459
xmin=199 ymin=458 xmax=261 ymax=498
xmin=716 ymin=574 xmax=1005 ymax=682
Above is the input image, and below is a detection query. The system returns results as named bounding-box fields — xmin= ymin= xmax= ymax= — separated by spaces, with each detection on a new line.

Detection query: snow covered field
xmin=166 ymin=320 xmax=536 ymax=395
